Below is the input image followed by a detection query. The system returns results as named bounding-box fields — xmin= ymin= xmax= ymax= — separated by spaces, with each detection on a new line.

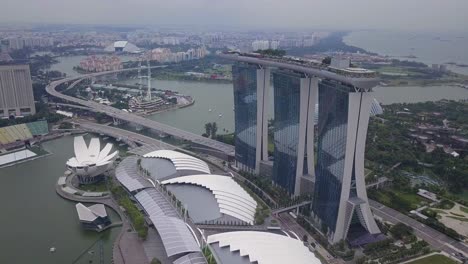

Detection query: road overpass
xmin=45 ymin=68 xmax=235 ymax=157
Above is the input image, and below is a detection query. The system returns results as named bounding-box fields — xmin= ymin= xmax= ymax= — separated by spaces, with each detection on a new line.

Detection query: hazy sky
xmin=1 ymin=0 xmax=467 ymax=32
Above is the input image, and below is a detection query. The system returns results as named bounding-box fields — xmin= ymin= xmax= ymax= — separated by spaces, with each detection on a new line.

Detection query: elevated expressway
xmin=45 ymin=68 xmax=235 ymax=158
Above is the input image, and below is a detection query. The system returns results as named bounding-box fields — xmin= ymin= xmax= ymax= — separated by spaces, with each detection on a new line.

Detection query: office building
xmin=0 ymin=64 xmax=36 ymax=117
xmin=232 ymin=62 xmax=269 ymax=173
xmin=311 ymin=79 xmax=380 ymax=243
xmin=272 ymin=70 xmax=317 ymax=195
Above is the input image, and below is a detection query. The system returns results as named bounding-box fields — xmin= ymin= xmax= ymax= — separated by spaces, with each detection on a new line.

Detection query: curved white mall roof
xmin=66 ymin=136 xmax=118 ymax=167
xmin=135 ymin=188 xmax=201 ymax=257
xmin=162 ymin=175 xmax=257 ymax=224
xmin=207 ymin=231 xmax=321 ymax=264
xmin=144 ymin=150 xmax=211 ymax=175
xmin=115 ymin=156 xmax=153 ymax=192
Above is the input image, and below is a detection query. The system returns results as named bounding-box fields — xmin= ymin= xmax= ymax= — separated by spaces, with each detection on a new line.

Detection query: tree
xmin=322 ymin=56 xmax=332 ymax=65
xmin=211 ymin=122 xmax=218 ymax=138
xmin=151 ymin=258 xmax=161 ymax=264
xmin=204 ymin=122 xmax=212 ymax=137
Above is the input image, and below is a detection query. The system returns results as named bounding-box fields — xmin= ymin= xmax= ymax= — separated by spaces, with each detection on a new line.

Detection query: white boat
xmin=219 ymin=114 xmax=223 ymax=117
xmin=50 ymin=247 xmax=56 ymax=253
xmin=209 ymin=109 xmax=212 ymax=112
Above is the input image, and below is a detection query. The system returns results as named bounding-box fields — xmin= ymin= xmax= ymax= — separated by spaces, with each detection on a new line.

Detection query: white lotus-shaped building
xmin=66 ymin=136 xmax=119 ymax=184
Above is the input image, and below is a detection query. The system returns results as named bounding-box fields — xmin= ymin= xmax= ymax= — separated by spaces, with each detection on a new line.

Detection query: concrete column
xmin=295 ymin=77 xmax=311 ymax=196
xmin=261 ymin=68 xmax=271 ymax=162
xmin=306 ymin=78 xmax=318 ymax=177
xmin=354 ymin=92 xmax=381 ymax=234
xmin=255 ymin=67 xmax=270 ymax=174
xmin=332 ymin=92 xmax=361 ymax=243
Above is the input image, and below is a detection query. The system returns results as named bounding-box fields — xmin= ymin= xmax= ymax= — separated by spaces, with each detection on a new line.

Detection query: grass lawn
xmin=406 ymin=254 xmax=457 ymax=264
xmin=394 ymin=190 xmax=428 ymax=207
xmin=371 ymin=189 xmax=429 ymax=211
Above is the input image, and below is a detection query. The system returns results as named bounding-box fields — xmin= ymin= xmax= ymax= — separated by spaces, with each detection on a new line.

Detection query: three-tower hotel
xmin=222 ymin=51 xmax=381 ymax=244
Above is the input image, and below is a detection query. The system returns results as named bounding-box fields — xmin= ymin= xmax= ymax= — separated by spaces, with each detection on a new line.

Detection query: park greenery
xmin=78 ymin=180 xmax=108 ymax=193
xmin=239 ymin=171 xmax=312 ymax=207
xmin=254 ymin=49 xmax=286 ymax=57
xmin=111 ymin=185 xmax=148 ymax=240
xmin=202 ymin=246 xmax=217 ymax=264
xmin=362 ymin=59 xmax=468 ymax=87
xmin=366 ymin=100 xmax=468 ymax=201
xmin=357 ymin=223 xmax=431 ymax=264
xmin=203 ymin=122 xmax=218 ymax=139
xmin=150 ymin=258 xmax=162 ymax=264
xmin=406 ymin=254 xmax=458 ymax=264
xmin=0 ymin=102 xmax=63 ymax=128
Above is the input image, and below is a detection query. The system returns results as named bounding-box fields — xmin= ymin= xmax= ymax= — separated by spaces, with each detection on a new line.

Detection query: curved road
xmin=45 ymin=68 xmax=235 ymax=157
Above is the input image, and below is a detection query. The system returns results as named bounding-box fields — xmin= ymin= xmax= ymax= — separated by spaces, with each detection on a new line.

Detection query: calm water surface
xmin=0 ymin=135 xmax=120 ymax=264
xmin=120 ymin=79 xmax=468 ymax=134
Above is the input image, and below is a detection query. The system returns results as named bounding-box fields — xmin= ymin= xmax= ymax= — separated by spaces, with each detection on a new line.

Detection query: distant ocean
xmin=344 ymin=30 xmax=468 ymax=75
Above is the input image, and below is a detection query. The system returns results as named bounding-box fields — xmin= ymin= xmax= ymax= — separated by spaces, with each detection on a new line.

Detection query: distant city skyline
xmin=1 ymin=0 xmax=468 ymax=33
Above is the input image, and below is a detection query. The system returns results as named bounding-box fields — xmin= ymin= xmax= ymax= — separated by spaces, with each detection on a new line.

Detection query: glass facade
xmin=233 ymin=63 xmax=258 ymax=171
xmin=272 ymin=71 xmax=301 ymax=194
xmin=312 ymin=79 xmax=353 ymax=232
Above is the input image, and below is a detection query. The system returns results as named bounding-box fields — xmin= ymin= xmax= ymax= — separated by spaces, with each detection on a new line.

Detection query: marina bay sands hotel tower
xmin=222 ymin=52 xmax=381 ymax=244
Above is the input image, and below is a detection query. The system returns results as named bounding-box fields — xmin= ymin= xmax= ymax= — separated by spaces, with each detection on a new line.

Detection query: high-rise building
xmin=312 ymin=79 xmax=380 ymax=243
xmin=272 ymin=70 xmax=317 ymax=195
xmin=0 ymin=65 xmax=36 ymax=117
xmin=252 ymin=40 xmax=270 ymax=51
xmin=232 ymin=62 xmax=269 ymax=173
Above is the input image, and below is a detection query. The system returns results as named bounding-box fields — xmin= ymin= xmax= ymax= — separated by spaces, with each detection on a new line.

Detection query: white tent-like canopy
xmin=207 ymin=231 xmax=321 ymax=264
xmin=144 ymin=150 xmax=211 ymax=175
xmin=162 ymin=174 xmax=257 ymax=224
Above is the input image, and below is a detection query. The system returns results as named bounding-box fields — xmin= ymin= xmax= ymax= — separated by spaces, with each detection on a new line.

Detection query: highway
xmin=45 ymin=68 xmax=235 ymax=157
xmin=74 ymin=120 xmax=176 ymax=150
xmin=369 ymin=200 xmax=468 ymax=259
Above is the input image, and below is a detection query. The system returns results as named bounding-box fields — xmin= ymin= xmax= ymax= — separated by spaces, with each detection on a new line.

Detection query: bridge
xmin=45 ymin=67 xmax=235 ymax=158
xmin=272 ymin=201 xmax=312 ymax=215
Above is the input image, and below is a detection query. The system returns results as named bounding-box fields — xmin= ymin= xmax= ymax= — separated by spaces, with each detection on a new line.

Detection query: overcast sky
xmin=1 ymin=0 xmax=467 ymax=32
